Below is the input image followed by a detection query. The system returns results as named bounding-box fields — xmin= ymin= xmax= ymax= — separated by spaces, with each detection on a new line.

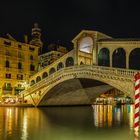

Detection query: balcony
xmin=2 ymin=87 xmax=13 ymax=91
xmin=2 ymin=87 xmax=13 ymax=94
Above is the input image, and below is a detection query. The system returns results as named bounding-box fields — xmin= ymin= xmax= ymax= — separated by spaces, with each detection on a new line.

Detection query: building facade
xmin=0 ymin=24 xmax=42 ymax=100
xmin=38 ymin=44 xmax=68 ymax=70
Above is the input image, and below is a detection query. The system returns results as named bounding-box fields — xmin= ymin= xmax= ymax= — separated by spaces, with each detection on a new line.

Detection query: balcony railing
xmin=2 ymin=87 xmax=13 ymax=91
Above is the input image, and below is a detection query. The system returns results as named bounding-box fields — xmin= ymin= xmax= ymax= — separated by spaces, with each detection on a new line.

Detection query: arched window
xmin=49 ymin=68 xmax=56 ymax=75
xmin=30 ymin=80 xmax=35 ymax=86
xmin=30 ymin=64 xmax=35 ymax=71
xmin=42 ymin=72 xmax=48 ymax=79
xmin=6 ymin=60 xmax=10 ymax=68
xmin=30 ymin=55 xmax=33 ymax=60
xmin=129 ymin=48 xmax=140 ymax=70
xmin=57 ymin=62 xmax=64 ymax=70
xmin=36 ymin=76 xmax=41 ymax=83
xmin=98 ymin=48 xmax=110 ymax=66
xmin=80 ymin=61 xmax=84 ymax=65
xmin=79 ymin=37 xmax=93 ymax=53
xmin=112 ymin=48 xmax=126 ymax=68
xmin=65 ymin=57 xmax=74 ymax=67
xmin=18 ymin=62 xmax=22 ymax=69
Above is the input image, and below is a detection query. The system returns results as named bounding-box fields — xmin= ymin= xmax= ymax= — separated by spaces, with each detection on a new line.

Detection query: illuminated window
xmin=17 ymin=74 xmax=23 ymax=80
xmin=5 ymin=74 xmax=11 ymax=79
xmin=18 ymin=84 xmax=22 ymax=87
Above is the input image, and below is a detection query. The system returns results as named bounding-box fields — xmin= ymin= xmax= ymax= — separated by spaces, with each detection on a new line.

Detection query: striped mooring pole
xmin=134 ymin=73 xmax=140 ymax=132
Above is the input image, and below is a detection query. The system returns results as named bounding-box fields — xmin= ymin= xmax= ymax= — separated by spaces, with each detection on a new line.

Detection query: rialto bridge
xmin=21 ymin=30 xmax=140 ymax=106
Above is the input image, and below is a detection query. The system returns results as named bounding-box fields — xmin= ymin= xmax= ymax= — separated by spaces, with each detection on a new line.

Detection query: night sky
xmin=1 ymin=0 xmax=140 ymax=51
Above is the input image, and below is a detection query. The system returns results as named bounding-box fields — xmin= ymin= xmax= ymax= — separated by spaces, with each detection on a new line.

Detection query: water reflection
xmin=92 ymin=105 xmax=134 ymax=129
xmin=0 ymin=105 xmax=137 ymax=140
xmin=21 ymin=110 xmax=28 ymax=140
xmin=129 ymin=105 xmax=134 ymax=129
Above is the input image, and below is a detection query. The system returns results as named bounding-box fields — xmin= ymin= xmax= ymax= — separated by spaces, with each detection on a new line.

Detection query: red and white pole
xmin=134 ymin=73 xmax=140 ymax=132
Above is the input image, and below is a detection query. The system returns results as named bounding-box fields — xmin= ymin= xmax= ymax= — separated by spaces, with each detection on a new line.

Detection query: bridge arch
xmin=49 ymin=67 xmax=56 ymax=75
xmin=112 ymin=48 xmax=126 ymax=68
xmin=65 ymin=57 xmax=74 ymax=67
xmin=98 ymin=48 xmax=110 ymax=66
xmin=36 ymin=76 xmax=41 ymax=83
xmin=38 ymin=78 xmax=113 ymax=106
xmin=57 ymin=62 xmax=64 ymax=71
xmin=33 ymin=68 xmax=133 ymax=106
xmin=79 ymin=36 xmax=93 ymax=53
xmin=30 ymin=80 xmax=35 ymax=86
xmin=129 ymin=48 xmax=140 ymax=70
xmin=42 ymin=72 xmax=48 ymax=79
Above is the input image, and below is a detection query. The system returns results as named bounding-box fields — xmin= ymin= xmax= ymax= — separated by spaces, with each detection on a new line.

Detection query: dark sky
xmin=1 ymin=0 xmax=140 ymax=51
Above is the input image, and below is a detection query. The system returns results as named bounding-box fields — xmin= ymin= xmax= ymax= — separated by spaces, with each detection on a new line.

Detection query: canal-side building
xmin=0 ymin=23 xmax=43 ymax=99
xmin=38 ymin=44 xmax=68 ymax=70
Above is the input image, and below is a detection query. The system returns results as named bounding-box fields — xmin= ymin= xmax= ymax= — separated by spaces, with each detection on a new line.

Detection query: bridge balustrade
xmin=21 ymin=64 xmax=139 ymax=98
xmin=30 ymin=49 xmax=75 ymax=80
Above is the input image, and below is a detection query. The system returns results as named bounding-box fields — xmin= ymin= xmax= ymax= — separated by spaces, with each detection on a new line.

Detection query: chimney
xmin=24 ymin=35 xmax=28 ymax=43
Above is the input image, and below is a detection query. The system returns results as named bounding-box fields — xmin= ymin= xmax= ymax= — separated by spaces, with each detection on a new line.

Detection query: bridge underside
xmin=38 ymin=78 xmax=113 ymax=106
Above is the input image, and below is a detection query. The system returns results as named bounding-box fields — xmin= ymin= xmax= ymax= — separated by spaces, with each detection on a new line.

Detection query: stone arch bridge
xmin=21 ymin=64 xmax=137 ymax=107
xmin=21 ymin=30 xmax=140 ymax=106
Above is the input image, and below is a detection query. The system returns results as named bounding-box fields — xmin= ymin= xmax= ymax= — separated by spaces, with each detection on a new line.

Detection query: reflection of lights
xmin=129 ymin=105 xmax=134 ymax=130
xmin=21 ymin=111 xmax=28 ymax=140
xmin=103 ymin=105 xmax=107 ymax=126
xmin=93 ymin=105 xmax=107 ymax=127
xmin=6 ymin=108 xmax=13 ymax=135
xmin=107 ymin=105 xmax=113 ymax=127
xmin=116 ymin=108 xmax=121 ymax=123
xmin=127 ymin=105 xmax=130 ymax=113
xmin=93 ymin=105 xmax=99 ymax=127
xmin=99 ymin=105 xmax=103 ymax=127
xmin=92 ymin=104 xmax=133 ymax=129
xmin=113 ymin=107 xmax=117 ymax=122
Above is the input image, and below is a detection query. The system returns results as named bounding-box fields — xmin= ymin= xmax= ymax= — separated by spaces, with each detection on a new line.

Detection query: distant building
xmin=38 ymin=44 xmax=68 ymax=70
xmin=0 ymin=23 xmax=42 ymax=98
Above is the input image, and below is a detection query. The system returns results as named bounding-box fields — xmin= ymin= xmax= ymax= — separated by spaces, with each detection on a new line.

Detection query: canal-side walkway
xmin=0 ymin=103 xmax=33 ymax=107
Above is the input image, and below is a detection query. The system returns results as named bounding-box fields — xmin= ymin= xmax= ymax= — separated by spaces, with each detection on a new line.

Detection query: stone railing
xmin=90 ymin=65 xmax=138 ymax=77
xmin=21 ymin=65 xmax=138 ymax=97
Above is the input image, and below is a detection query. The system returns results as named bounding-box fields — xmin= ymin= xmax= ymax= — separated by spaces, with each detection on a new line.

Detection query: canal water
xmin=0 ymin=105 xmax=138 ymax=140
